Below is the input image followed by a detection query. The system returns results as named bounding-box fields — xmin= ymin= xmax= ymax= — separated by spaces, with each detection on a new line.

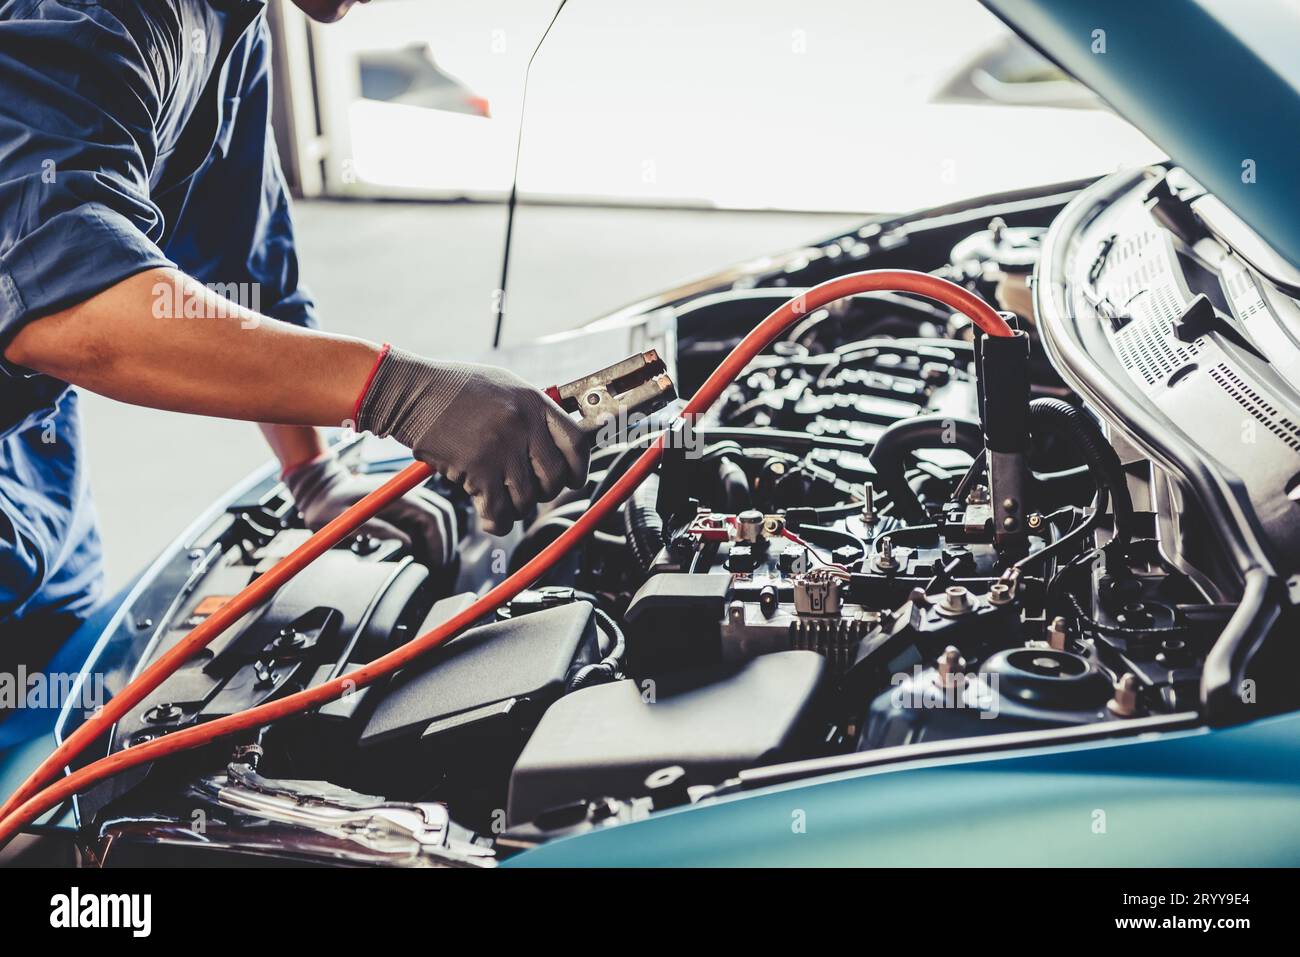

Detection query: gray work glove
xmin=284 ymin=451 xmax=457 ymax=566
xmin=355 ymin=347 xmax=590 ymax=535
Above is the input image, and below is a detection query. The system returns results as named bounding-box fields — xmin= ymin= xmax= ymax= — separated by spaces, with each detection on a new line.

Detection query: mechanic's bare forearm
xmin=4 ymin=268 xmax=382 ymax=426
xmin=259 ymin=423 xmax=327 ymax=473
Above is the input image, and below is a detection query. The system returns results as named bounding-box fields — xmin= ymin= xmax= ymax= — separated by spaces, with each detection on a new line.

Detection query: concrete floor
xmin=80 ymin=201 xmax=860 ymax=588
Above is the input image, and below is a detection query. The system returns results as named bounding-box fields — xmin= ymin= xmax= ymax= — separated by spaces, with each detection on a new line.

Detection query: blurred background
xmin=83 ymin=0 xmax=1159 ymax=587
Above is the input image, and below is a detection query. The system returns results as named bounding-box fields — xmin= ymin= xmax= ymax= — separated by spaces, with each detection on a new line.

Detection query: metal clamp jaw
xmin=545 ymin=349 xmax=676 ymax=433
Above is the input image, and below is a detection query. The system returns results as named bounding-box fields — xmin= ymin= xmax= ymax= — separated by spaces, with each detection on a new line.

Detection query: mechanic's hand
xmin=355 ymin=347 xmax=590 ymax=535
xmin=284 ymin=452 xmax=457 ymax=565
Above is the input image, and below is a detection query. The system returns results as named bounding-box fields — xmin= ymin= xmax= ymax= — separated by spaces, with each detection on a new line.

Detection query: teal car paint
xmin=508 ymin=712 xmax=1300 ymax=867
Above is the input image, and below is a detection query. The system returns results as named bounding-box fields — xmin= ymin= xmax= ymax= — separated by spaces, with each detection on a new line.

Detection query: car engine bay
xmin=70 ymin=166 xmax=1300 ymax=866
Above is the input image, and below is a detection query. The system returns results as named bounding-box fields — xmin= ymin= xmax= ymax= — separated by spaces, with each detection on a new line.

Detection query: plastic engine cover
xmin=507 ymin=650 xmax=828 ymax=826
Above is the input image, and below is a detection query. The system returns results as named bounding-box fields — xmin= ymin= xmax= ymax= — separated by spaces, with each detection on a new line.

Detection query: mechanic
xmin=0 ymin=0 xmax=589 ymax=656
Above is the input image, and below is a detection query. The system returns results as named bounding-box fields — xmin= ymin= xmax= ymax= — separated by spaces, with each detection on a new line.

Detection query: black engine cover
xmin=507 ymin=650 xmax=828 ymax=826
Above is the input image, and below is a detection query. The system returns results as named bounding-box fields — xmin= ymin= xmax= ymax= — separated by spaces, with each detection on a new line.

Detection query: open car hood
xmin=982 ymin=0 xmax=1300 ymax=269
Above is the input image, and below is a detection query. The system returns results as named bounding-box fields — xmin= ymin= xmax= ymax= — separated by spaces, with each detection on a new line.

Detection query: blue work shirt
xmin=0 ymin=0 xmax=315 ymax=639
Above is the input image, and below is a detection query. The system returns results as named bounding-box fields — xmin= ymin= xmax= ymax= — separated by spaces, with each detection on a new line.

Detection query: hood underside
xmin=982 ymin=0 xmax=1300 ymax=269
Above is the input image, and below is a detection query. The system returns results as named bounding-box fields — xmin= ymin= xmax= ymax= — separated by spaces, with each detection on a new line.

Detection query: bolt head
xmin=1107 ymin=673 xmax=1140 ymax=717
xmin=144 ymin=702 xmax=182 ymax=724
xmin=938 ymin=585 xmax=976 ymax=615
xmin=937 ymin=646 xmax=966 ymax=687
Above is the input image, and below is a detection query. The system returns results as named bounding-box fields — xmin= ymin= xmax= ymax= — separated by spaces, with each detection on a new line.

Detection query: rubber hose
xmin=624 ymin=473 xmax=664 ymax=570
xmin=567 ymin=662 xmax=617 ymax=691
xmin=1028 ymin=397 xmax=1134 ymax=545
xmin=717 ymin=455 xmax=750 ymax=510
xmin=507 ymin=518 xmax=625 ymax=574
xmin=567 ymin=607 xmax=626 ymax=691
xmin=592 ymin=606 xmax=626 ymax=667
xmin=867 ymin=415 xmax=984 ymax=523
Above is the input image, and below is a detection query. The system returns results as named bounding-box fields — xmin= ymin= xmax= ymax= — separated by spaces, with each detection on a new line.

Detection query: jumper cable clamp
xmin=544 ymin=349 xmax=675 ymax=433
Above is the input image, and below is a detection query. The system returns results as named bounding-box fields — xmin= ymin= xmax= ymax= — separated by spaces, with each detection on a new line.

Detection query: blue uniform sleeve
xmin=166 ymin=17 xmax=318 ymax=328
xmin=0 ymin=1 xmax=176 ymax=370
